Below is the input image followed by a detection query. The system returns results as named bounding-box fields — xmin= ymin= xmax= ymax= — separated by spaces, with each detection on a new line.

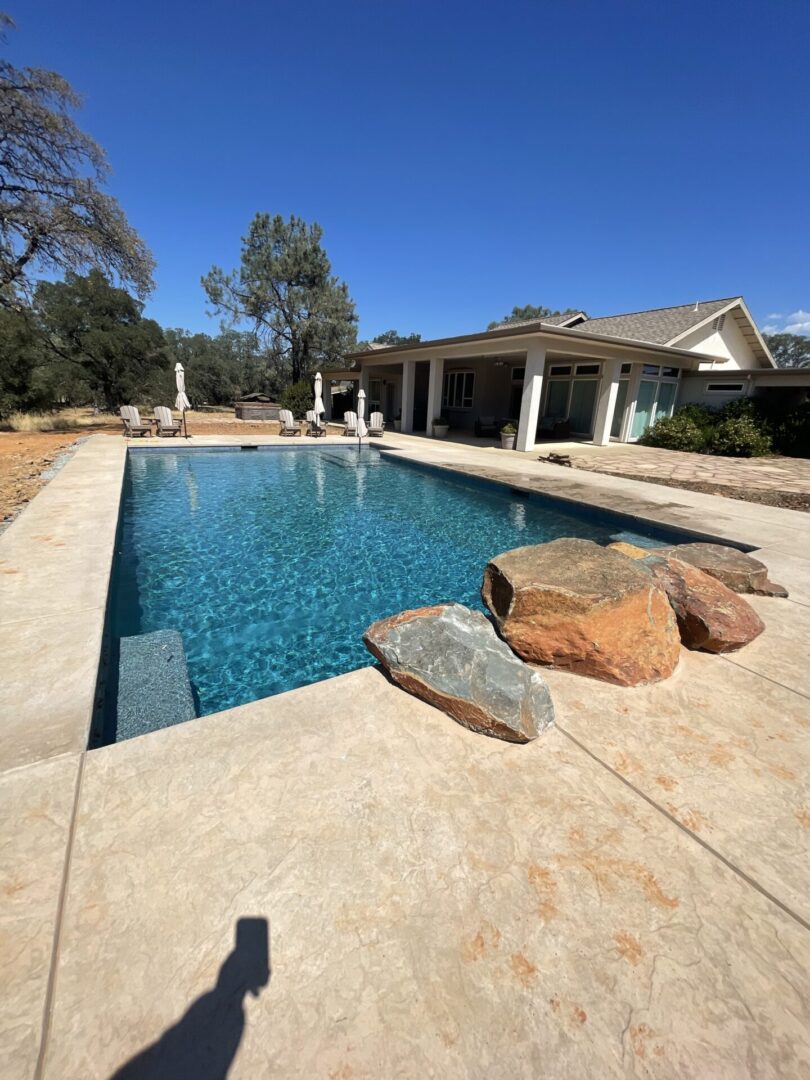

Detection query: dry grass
xmin=0 ymin=409 xmax=119 ymax=433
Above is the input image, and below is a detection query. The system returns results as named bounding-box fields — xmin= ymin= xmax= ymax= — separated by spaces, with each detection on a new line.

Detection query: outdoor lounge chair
xmin=537 ymin=416 xmax=571 ymax=440
xmin=368 ymin=412 xmax=385 ymax=437
xmin=305 ymin=410 xmax=326 ymax=437
xmin=474 ymin=416 xmax=500 ymax=437
xmin=278 ymin=409 xmax=301 ymax=436
xmin=120 ymin=405 xmax=152 ymax=437
xmin=154 ymin=406 xmax=182 ymax=437
xmin=342 ymin=411 xmax=358 ymax=436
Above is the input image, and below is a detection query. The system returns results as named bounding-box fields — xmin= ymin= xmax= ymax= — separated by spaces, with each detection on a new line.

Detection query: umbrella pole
xmin=183 ymin=408 xmax=189 ymax=439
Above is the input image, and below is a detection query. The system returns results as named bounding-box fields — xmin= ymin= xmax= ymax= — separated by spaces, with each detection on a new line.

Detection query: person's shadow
xmin=109 ymin=917 xmax=270 ymax=1080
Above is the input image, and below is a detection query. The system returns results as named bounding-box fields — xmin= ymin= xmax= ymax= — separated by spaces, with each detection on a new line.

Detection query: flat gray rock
xmin=364 ymin=603 xmax=554 ymax=743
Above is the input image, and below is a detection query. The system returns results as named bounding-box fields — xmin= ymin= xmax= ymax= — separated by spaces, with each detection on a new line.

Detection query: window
xmin=575 ymin=363 xmax=600 ymax=375
xmin=661 ymin=366 xmax=680 ymax=378
xmin=620 ymin=363 xmax=632 ymax=374
xmin=642 ymin=364 xmax=660 ymax=376
xmin=549 ymin=364 xmax=572 ymax=376
xmin=442 ymin=370 xmax=475 ymax=409
xmin=706 ymin=382 xmax=744 ymax=393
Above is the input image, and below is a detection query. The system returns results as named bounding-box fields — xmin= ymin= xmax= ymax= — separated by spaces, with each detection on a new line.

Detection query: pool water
xmin=107 ymin=446 xmax=683 ymax=731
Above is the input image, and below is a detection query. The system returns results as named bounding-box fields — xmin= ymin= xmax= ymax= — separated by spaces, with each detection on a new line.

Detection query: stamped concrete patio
xmin=1 ymin=432 xmax=809 ymax=1078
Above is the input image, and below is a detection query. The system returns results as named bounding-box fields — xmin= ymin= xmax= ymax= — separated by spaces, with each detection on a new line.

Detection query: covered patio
xmin=336 ymin=323 xmax=700 ymax=452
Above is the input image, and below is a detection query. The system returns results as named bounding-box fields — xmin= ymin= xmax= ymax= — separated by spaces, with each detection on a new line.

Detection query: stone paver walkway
xmin=555 ymin=442 xmax=810 ymax=494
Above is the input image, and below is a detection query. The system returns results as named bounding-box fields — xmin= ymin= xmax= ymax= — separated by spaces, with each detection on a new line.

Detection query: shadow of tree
xmin=109 ymin=916 xmax=270 ymax=1080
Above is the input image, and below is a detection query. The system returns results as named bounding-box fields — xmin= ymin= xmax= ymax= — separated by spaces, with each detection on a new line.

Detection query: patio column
xmin=516 ymin=345 xmax=547 ymax=452
xmin=401 ymin=360 xmax=416 ymax=433
xmin=592 ymin=358 xmax=622 ymax=445
xmin=427 ymin=357 xmax=444 ymax=435
xmin=359 ymin=365 xmax=371 ymax=399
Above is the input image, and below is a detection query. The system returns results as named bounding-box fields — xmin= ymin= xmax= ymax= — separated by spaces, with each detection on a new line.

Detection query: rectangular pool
xmin=103 ymin=445 xmax=703 ymax=740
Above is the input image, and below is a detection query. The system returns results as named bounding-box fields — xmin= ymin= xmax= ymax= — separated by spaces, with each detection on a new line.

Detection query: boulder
xmin=482 ymin=538 xmax=681 ymax=686
xmin=363 ymin=603 xmax=554 ymax=743
xmin=651 ymin=542 xmax=788 ymax=597
xmin=643 ymin=555 xmax=765 ymax=653
xmin=606 ymin=541 xmax=651 ymax=559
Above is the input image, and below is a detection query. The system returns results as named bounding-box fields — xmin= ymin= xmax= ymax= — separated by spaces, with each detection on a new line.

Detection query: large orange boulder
xmin=643 ymin=555 xmax=765 ymax=653
xmin=481 ymin=538 xmax=681 ymax=686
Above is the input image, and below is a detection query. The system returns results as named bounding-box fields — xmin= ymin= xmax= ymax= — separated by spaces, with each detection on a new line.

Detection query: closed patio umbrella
xmin=313 ymin=371 xmax=325 ymax=431
xmin=357 ymin=388 xmax=368 ymax=441
xmin=175 ymin=362 xmax=191 ymax=439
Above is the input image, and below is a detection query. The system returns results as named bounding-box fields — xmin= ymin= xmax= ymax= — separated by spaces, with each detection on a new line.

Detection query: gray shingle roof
xmin=576 ymin=298 xmax=738 ymax=345
xmin=488 ymin=312 xmax=585 ymax=331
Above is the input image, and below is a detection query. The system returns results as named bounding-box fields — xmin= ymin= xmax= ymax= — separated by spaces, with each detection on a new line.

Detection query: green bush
xmin=638 ymin=413 xmax=709 ymax=452
xmin=674 ymin=403 xmax=716 ymax=428
xmin=279 ymin=379 xmax=315 ymax=418
xmin=772 ymin=401 xmax=810 ymax=458
xmin=717 ymin=397 xmax=759 ymax=421
xmin=708 ymin=416 xmax=772 ymax=457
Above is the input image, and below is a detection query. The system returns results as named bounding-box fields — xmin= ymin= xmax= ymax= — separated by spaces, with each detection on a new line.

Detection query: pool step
xmin=116 ymin=629 xmax=197 ymax=741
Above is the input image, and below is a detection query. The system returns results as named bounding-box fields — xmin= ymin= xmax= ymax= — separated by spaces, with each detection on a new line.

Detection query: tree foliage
xmin=202 ymin=213 xmax=357 ymax=383
xmin=763 ymin=332 xmax=810 ymax=369
xmin=34 ymin=271 xmax=166 ymax=411
xmin=487 ymin=304 xmax=585 ymax=330
xmin=0 ymin=15 xmax=155 ymax=305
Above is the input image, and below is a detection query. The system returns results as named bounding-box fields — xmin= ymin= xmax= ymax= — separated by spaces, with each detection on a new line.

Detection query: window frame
xmin=705 ymin=381 xmax=744 ymax=393
xmin=441 ymin=369 xmax=476 ymax=410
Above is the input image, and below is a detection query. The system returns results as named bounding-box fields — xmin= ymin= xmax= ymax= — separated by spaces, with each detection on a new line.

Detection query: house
xmin=323 ymin=297 xmax=810 ymax=451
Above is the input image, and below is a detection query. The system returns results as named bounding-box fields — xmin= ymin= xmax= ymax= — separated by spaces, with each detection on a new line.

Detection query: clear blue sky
xmin=8 ymin=0 xmax=810 ymax=339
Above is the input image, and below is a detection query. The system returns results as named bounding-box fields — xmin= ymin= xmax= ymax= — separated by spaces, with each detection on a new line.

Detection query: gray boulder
xmin=364 ymin=603 xmax=554 ymax=743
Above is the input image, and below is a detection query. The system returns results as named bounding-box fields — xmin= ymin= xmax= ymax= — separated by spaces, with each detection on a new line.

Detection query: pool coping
xmin=2 ymin=431 xmax=809 ymax=1079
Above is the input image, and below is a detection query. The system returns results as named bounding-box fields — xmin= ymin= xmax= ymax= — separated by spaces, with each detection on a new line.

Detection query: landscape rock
xmin=482 ymin=538 xmax=681 ymax=686
xmin=643 ymin=555 xmax=765 ymax=653
xmin=363 ymin=603 xmax=554 ymax=743
xmin=607 ymin=541 xmax=651 ymax=559
xmin=652 ymin=542 xmax=788 ymax=597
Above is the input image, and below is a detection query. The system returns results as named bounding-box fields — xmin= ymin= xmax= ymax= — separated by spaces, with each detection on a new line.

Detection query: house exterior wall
xmin=440 ymin=358 xmax=514 ymax=430
xmin=676 ymin=375 xmax=751 ymax=409
xmin=677 ymin=314 xmax=761 ymax=370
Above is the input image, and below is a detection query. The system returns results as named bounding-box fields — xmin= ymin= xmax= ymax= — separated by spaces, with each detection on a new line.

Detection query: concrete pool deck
xmin=1 ymin=433 xmax=809 ymax=1078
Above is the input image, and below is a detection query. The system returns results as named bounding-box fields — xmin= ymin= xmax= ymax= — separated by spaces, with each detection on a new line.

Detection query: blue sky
xmin=9 ymin=0 xmax=810 ymax=340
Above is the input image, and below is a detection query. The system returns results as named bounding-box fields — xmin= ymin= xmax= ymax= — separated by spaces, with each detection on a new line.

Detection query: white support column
xmin=426 ymin=357 xmax=444 ymax=435
xmin=591 ymin=358 xmax=622 ymax=446
xmin=516 ymin=345 xmax=546 ymax=452
xmin=359 ymin=365 xmax=371 ymax=398
xmin=401 ymin=360 xmax=416 ymax=433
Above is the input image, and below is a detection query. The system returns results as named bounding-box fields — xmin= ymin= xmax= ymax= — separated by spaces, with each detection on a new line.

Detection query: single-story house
xmin=322 ymin=297 xmax=810 ymax=451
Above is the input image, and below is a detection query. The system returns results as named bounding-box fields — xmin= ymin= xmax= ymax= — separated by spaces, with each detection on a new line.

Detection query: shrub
xmin=279 ymin=380 xmax=314 ymax=418
xmin=772 ymin=401 xmax=810 ymax=458
xmin=674 ymin=403 xmax=716 ymax=428
xmin=717 ymin=397 xmax=758 ymax=421
xmin=638 ymin=413 xmax=709 ymax=452
xmin=708 ymin=416 xmax=772 ymax=457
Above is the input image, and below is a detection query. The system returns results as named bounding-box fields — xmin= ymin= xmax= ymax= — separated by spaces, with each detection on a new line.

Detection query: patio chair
xmin=154 ymin=406 xmax=182 ymax=437
xmin=474 ymin=416 xmax=500 ymax=437
xmin=305 ymin=410 xmax=326 ymax=437
xmin=537 ymin=416 xmax=571 ymax=440
xmin=278 ymin=409 xmax=301 ymax=436
xmin=342 ymin=411 xmax=358 ymax=437
xmin=368 ymin=412 xmax=385 ymax=437
xmin=119 ymin=405 xmax=152 ymax=437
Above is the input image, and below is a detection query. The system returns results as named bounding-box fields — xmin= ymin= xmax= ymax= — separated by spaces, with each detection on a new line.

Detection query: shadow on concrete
xmin=109 ymin=916 xmax=270 ymax=1080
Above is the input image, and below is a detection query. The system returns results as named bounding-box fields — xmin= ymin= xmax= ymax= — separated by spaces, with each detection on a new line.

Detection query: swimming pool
xmin=103 ymin=445 xmax=698 ymax=739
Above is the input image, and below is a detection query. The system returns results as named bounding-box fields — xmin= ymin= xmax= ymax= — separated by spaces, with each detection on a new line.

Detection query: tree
xmin=0 ymin=14 xmax=155 ymax=306
xmin=0 ymin=304 xmax=48 ymax=415
xmin=487 ymin=304 xmax=585 ymax=330
xmin=764 ymin=332 xmax=810 ymax=369
xmin=202 ymin=213 xmax=357 ymax=384
xmin=35 ymin=271 xmax=166 ymax=411
xmin=372 ymin=329 xmax=422 ymax=346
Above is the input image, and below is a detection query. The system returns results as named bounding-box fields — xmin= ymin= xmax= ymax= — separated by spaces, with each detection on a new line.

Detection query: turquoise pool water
xmin=106 ymin=446 xmax=688 ymax=735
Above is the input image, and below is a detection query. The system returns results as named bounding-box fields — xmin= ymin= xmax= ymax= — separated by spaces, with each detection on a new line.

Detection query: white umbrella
xmin=357 ymin=388 xmax=368 ymax=440
xmin=175 ymin=362 xmax=191 ymax=439
xmin=313 ymin=371 xmax=325 ymax=424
